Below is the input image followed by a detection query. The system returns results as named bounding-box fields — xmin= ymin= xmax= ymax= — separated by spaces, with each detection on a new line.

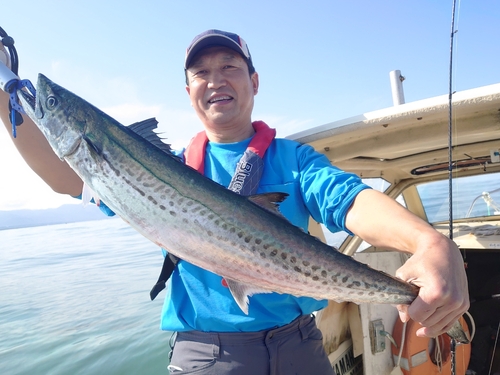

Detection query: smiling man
xmin=0 ymin=30 xmax=469 ymax=375
xmin=185 ymin=45 xmax=258 ymax=143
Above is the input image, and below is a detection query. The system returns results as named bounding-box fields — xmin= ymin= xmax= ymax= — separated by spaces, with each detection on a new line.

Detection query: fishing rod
xmin=447 ymin=0 xmax=458 ymax=242
xmin=447 ymin=0 xmax=461 ymax=374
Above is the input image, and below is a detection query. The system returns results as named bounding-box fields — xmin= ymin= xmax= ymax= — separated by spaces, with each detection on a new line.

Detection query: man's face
xmin=185 ymin=46 xmax=259 ymax=134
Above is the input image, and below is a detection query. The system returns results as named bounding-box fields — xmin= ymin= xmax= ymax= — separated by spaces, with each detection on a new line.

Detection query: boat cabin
xmin=287 ymin=83 xmax=500 ymax=375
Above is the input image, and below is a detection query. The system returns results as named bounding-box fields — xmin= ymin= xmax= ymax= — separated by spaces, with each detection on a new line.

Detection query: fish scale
xmin=17 ymin=73 xmax=470 ymax=344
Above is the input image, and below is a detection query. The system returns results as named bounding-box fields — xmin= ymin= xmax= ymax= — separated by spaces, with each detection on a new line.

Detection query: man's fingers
xmin=416 ymin=307 xmax=469 ymax=338
xmin=402 ymin=299 xmax=469 ymax=338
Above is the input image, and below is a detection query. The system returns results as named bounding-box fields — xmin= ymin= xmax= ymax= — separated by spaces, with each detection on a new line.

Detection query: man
xmin=0 ymin=30 xmax=469 ymax=374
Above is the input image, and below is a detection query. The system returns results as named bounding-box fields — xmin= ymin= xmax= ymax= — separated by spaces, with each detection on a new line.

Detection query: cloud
xmin=44 ymin=59 xmax=202 ymax=147
xmin=0 ymin=73 xmax=200 ymax=211
xmin=0 ymin=127 xmax=78 ymax=210
xmin=254 ymin=113 xmax=315 ymax=138
xmin=0 ymin=57 xmax=314 ymax=211
xmin=103 ymin=103 xmax=162 ymax=123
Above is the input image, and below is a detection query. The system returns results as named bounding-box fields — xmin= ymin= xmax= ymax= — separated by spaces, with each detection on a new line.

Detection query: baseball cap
xmin=184 ymin=29 xmax=254 ymax=72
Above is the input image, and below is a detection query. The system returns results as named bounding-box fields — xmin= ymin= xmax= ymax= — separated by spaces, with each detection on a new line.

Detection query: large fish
xmin=18 ymin=74 xmax=469 ymax=344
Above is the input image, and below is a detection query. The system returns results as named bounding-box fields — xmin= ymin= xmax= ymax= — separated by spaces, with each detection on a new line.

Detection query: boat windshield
xmin=416 ymin=172 xmax=500 ymax=223
xmin=320 ymin=173 xmax=500 ymax=249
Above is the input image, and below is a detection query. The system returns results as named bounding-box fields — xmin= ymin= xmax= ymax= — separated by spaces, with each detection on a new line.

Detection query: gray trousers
xmin=167 ymin=314 xmax=335 ymax=375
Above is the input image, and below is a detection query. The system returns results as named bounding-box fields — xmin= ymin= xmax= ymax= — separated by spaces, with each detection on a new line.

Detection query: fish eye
xmin=46 ymin=96 xmax=58 ymax=109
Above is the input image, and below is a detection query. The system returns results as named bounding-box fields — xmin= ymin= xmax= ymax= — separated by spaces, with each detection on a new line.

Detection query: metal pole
xmin=389 ymin=70 xmax=405 ymax=106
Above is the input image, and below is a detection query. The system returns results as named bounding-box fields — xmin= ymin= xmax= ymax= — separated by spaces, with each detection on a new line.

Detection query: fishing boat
xmin=286 ymin=76 xmax=500 ymax=375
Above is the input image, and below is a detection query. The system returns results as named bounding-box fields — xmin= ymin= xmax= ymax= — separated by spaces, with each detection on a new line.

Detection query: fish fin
xmin=224 ymin=278 xmax=273 ymax=315
xmin=127 ymin=118 xmax=176 ymax=156
xmin=446 ymin=319 xmax=470 ymax=344
xmin=248 ymin=193 xmax=289 ymax=219
xmin=81 ymin=182 xmax=100 ymax=206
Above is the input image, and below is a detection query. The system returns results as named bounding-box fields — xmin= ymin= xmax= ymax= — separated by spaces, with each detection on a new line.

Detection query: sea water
xmin=0 ymin=218 xmax=169 ymax=375
xmin=1 ymin=173 xmax=499 ymax=375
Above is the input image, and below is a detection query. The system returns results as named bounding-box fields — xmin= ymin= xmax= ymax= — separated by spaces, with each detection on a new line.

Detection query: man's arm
xmin=345 ymin=188 xmax=470 ymax=338
xmin=0 ymin=88 xmax=84 ymax=197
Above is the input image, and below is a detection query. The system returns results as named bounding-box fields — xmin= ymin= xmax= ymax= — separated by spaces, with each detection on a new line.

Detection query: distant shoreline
xmin=0 ymin=216 xmax=115 ymax=231
xmin=0 ymin=204 xmax=115 ymax=231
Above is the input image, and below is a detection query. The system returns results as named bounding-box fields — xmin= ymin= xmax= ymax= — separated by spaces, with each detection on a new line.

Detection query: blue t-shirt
xmin=86 ymin=135 xmax=371 ymax=332
xmin=157 ymin=136 xmax=370 ymax=332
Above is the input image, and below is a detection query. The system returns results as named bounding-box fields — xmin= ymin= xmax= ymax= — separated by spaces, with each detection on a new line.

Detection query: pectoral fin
xmin=82 ymin=182 xmax=100 ymax=206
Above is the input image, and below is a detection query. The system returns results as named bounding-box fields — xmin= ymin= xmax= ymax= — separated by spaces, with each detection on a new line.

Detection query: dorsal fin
xmin=248 ymin=192 xmax=289 ymax=219
xmin=127 ymin=118 xmax=173 ymax=155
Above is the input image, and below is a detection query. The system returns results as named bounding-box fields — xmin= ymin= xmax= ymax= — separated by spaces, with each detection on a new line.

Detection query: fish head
xmin=18 ymin=73 xmax=88 ymax=160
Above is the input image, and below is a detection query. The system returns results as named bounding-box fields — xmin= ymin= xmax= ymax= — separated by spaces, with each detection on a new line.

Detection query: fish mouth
xmin=17 ymin=89 xmax=36 ymax=119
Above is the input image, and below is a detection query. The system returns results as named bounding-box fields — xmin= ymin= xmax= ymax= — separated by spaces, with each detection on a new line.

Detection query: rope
xmin=465 ymin=310 xmax=476 ymax=342
xmin=395 ymin=321 xmax=407 ymax=368
xmin=434 ymin=336 xmax=443 ymax=372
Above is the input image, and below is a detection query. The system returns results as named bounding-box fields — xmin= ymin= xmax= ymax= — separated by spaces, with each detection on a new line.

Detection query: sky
xmin=1 ymin=0 xmax=499 ymax=211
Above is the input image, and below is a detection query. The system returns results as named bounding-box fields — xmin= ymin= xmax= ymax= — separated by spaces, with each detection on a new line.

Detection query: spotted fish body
xmin=19 ymin=74 xmax=469 ymax=344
